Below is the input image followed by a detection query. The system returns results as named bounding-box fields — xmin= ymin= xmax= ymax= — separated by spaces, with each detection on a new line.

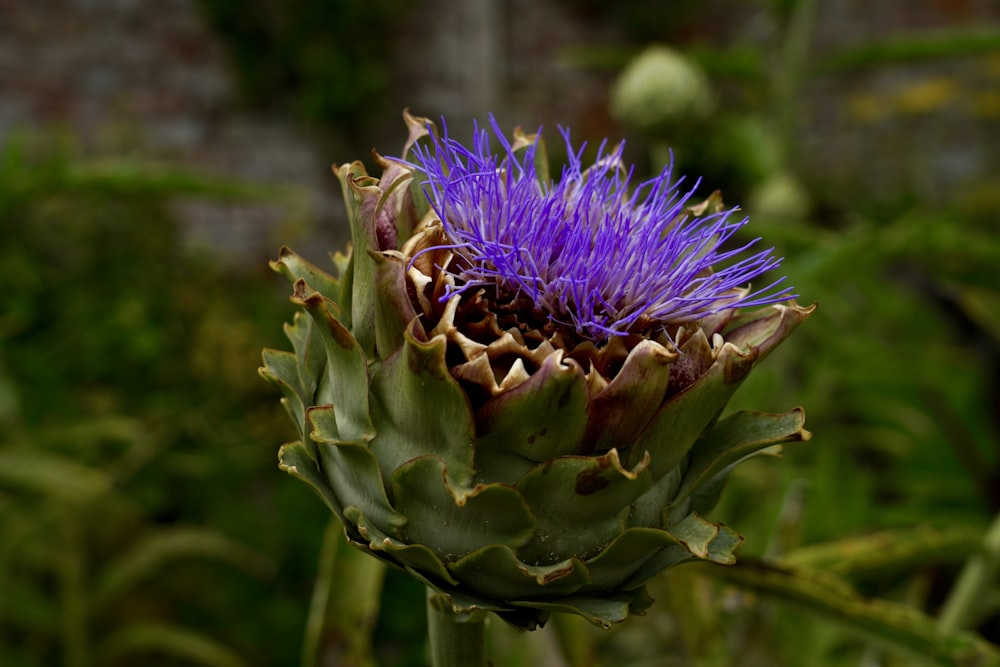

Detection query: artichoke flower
xmin=610 ymin=45 xmax=715 ymax=134
xmin=262 ymin=111 xmax=813 ymax=630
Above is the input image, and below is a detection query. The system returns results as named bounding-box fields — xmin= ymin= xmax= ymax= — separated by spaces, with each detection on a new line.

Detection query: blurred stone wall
xmin=0 ymin=0 xmax=618 ymax=267
xmin=800 ymin=1 xmax=1000 ymax=209
xmin=0 ymin=0 xmax=345 ymax=267
xmin=387 ymin=0 xmax=619 ymax=140
xmin=385 ymin=0 xmax=1000 ymax=214
xmin=2 ymin=0 xmax=998 ymax=267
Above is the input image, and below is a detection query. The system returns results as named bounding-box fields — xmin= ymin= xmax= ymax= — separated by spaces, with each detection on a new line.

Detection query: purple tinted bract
xmin=407 ymin=116 xmax=794 ymax=342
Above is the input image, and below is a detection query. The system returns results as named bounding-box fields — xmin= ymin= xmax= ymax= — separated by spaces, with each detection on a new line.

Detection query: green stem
xmin=426 ymin=589 xmax=487 ymax=667
xmin=302 ymin=517 xmax=385 ymax=667
xmin=937 ymin=509 xmax=1000 ymax=634
xmin=60 ymin=519 xmax=88 ymax=667
xmin=774 ymin=0 xmax=817 ymax=142
xmin=699 ymin=560 xmax=1000 ymax=666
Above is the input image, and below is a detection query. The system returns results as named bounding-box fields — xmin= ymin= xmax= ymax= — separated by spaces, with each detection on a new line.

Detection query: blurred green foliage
xmin=559 ymin=0 xmax=1000 ymax=664
xmin=0 ymin=139 xmax=328 ymax=666
xmin=197 ymin=0 xmax=411 ymax=139
xmin=3 ymin=0 xmax=1000 ymax=665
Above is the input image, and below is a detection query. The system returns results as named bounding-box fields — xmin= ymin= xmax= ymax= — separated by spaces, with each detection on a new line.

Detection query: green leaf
xmin=371 ymin=250 xmax=423 ymax=360
xmin=93 ymin=527 xmax=274 ymax=610
xmin=390 ymin=456 xmax=536 ymax=561
xmin=781 ymin=526 xmax=988 ymax=581
xmin=259 ymin=349 xmax=307 ymax=441
xmin=627 ymin=465 xmax=683 ymax=529
xmin=515 ymin=449 xmax=652 ymax=565
xmin=293 ymin=281 xmax=374 ymax=444
xmin=344 ymin=506 xmax=460 ymax=587
xmin=474 ymin=351 xmax=589 ymax=483
xmin=667 ymin=512 xmax=743 ymax=565
xmin=308 ymin=407 xmax=406 ymax=536
xmin=97 ymin=623 xmax=249 ymax=667
xmin=372 ymin=151 xmax=421 ymax=247
xmin=581 ymin=526 xmax=687 ymax=592
xmin=449 ymin=545 xmax=589 ymax=601
xmin=628 ymin=334 xmax=756 ymax=479
xmin=369 ymin=329 xmax=476 ymax=485
xmin=269 ymin=246 xmax=339 ymax=301
xmin=515 ymin=592 xmax=651 ymax=630
xmin=335 ymin=245 xmax=355 ymax=327
xmin=959 ymin=287 xmax=1000 ymax=346
xmin=583 ymin=340 xmax=676 ymax=453
xmin=0 ymin=446 xmax=111 ymax=503
xmin=284 ymin=311 xmax=326 ymax=405
xmin=0 ymin=571 xmax=59 ymax=633
xmin=815 ymin=26 xmax=1000 ymax=73
xmin=400 ymin=109 xmax=434 ymax=160
xmin=331 ymin=246 xmax=351 ymax=280
xmin=278 ymin=441 xmax=343 ymax=520
xmin=334 ymin=162 xmax=381 ymax=356
xmin=722 ymin=302 xmax=815 ymax=366
xmin=673 ymin=408 xmax=810 ymax=507
xmin=701 ymin=560 xmax=1000 ymax=667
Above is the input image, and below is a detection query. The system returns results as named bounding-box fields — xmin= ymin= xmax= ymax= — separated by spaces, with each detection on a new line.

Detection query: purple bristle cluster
xmin=408 ymin=116 xmax=794 ymax=342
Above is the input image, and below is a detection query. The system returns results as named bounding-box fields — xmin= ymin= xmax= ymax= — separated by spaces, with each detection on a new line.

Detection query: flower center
xmin=405 ymin=115 xmax=794 ymax=344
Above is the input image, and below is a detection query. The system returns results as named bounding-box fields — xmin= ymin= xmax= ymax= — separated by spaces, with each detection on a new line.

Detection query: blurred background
xmin=2 ymin=0 xmax=999 ymax=665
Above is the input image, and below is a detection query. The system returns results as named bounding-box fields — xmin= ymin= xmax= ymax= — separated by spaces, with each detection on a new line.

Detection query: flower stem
xmin=426 ymin=589 xmax=487 ymax=667
xmin=60 ymin=518 xmax=88 ymax=667
xmin=937 ymin=509 xmax=1000 ymax=634
xmin=302 ymin=517 xmax=384 ymax=667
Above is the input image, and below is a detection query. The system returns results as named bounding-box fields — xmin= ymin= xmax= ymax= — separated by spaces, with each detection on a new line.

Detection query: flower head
xmin=408 ymin=116 xmax=794 ymax=342
xmin=263 ymin=110 xmax=813 ymax=631
xmin=610 ymin=45 xmax=715 ymax=132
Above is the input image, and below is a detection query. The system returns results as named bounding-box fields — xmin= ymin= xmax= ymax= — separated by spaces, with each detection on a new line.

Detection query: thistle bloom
xmin=609 ymin=45 xmax=715 ymax=132
xmin=409 ymin=117 xmax=794 ymax=342
xmin=262 ymin=111 xmax=813 ymax=632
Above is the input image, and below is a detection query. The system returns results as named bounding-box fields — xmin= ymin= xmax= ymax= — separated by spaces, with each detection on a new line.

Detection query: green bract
xmin=261 ymin=111 xmax=813 ymax=630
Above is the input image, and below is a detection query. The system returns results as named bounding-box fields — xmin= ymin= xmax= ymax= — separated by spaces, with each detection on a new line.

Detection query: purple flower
xmin=408 ymin=116 xmax=794 ymax=342
xmin=266 ymin=111 xmax=815 ymax=632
